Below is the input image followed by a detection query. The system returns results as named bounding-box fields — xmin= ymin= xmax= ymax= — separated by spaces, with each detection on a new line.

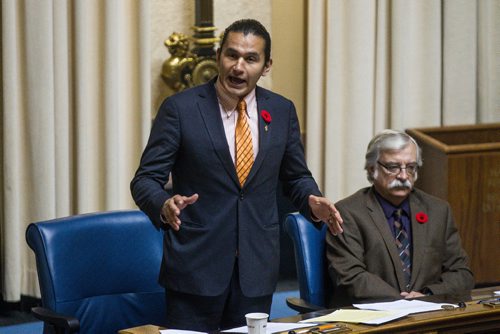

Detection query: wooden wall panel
xmin=407 ymin=124 xmax=500 ymax=285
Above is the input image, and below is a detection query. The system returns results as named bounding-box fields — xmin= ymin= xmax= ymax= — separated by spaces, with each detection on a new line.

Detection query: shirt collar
xmin=373 ymin=187 xmax=410 ymax=219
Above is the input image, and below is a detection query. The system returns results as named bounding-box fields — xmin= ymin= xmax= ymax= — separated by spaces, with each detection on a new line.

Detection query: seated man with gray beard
xmin=326 ymin=130 xmax=474 ymax=306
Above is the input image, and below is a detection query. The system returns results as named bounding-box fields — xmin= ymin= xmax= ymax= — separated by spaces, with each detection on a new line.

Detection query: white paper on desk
xmin=222 ymin=322 xmax=314 ymax=333
xmin=300 ymin=309 xmax=408 ymax=325
xmin=354 ymin=299 xmax=458 ymax=314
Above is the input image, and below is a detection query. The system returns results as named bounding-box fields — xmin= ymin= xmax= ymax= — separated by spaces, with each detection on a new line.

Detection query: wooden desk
xmin=119 ymin=287 xmax=500 ymax=334
xmin=470 ymin=285 xmax=500 ymax=302
xmin=118 ymin=324 xmax=165 ymax=334
xmin=274 ymin=286 xmax=500 ymax=334
xmin=275 ymin=301 xmax=500 ymax=333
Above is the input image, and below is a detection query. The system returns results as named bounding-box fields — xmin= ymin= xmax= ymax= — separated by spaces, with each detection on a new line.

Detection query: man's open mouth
xmin=229 ymin=76 xmax=246 ymax=85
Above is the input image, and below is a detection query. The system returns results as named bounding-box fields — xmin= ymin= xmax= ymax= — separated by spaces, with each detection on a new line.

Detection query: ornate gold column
xmin=161 ymin=0 xmax=219 ymax=92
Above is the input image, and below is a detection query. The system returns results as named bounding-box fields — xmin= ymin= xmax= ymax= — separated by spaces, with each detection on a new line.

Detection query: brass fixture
xmin=162 ymin=0 xmax=219 ymax=92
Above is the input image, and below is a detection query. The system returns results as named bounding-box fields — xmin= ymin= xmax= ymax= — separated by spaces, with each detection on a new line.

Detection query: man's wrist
xmin=310 ymin=210 xmax=320 ymax=222
xmin=421 ymin=287 xmax=433 ymax=296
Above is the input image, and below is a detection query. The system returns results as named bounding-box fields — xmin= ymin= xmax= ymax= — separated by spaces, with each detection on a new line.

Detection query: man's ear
xmin=261 ymin=59 xmax=273 ymax=76
xmin=368 ymin=166 xmax=376 ymax=179
xmin=216 ymin=48 xmax=221 ymax=62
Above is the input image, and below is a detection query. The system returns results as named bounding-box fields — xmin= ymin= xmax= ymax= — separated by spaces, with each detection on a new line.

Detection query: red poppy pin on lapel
xmin=261 ymin=110 xmax=271 ymax=131
xmin=416 ymin=212 xmax=428 ymax=224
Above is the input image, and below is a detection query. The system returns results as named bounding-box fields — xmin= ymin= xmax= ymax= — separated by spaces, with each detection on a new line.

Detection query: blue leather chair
xmin=283 ymin=212 xmax=332 ymax=313
xmin=26 ymin=210 xmax=166 ymax=334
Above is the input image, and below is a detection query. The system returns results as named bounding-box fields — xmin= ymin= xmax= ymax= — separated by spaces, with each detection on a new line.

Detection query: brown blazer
xmin=326 ymin=187 xmax=474 ymax=306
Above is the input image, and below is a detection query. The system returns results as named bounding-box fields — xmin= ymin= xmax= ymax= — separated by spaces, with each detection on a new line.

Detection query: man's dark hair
xmin=219 ymin=19 xmax=271 ymax=64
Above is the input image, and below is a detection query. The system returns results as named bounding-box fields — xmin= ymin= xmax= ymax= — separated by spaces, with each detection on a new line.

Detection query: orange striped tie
xmin=235 ymin=99 xmax=254 ymax=186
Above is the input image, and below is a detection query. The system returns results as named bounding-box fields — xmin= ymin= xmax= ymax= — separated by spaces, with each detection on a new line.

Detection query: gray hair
xmin=365 ymin=130 xmax=423 ymax=182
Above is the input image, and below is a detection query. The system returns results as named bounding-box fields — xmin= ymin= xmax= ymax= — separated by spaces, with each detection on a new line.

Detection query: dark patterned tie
xmin=235 ymin=99 xmax=253 ymax=186
xmin=394 ymin=209 xmax=411 ymax=287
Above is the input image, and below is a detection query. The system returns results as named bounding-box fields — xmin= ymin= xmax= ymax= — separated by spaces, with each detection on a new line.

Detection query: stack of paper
xmin=353 ymin=299 xmax=458 ymax=314
xmin=301 ymin=309 xmax=409 ymax=325
xmin=300 ymin=299 xmax=458 ymax=325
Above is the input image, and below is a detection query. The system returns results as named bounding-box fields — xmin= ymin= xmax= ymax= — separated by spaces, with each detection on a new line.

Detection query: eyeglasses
xmin=377 ymin=161 xmax=419 ymax=175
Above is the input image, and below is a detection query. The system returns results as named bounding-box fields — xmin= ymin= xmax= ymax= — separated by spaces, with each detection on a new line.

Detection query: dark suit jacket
xmin=131 ymin=79 xmax=321 ymax=297
xmin=326 ymin=187 xmax=474 ymax=306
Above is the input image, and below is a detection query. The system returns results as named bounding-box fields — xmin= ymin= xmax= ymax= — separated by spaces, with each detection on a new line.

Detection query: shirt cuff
xmin=421 ymin=287 xmax=433 ymax=296
xmin=310 ymin=210 xmax=321 ymax=222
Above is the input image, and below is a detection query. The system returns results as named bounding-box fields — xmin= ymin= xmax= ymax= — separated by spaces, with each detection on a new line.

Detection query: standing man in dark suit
xmin=326 ymin=130 xmax=473 ymax=307
xmin=131 ymin=19 xmax=343 ymax=331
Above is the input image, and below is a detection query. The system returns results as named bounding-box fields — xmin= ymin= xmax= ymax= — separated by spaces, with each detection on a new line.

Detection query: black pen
xmin=477 ymin=297 xmax=500 ymax=304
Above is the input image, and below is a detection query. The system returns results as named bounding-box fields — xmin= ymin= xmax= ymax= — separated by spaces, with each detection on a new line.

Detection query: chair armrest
xmin=32 ymin=306 xmax=80 ymax=334
xmin=286 ymin=297 xmax=324 ymax=314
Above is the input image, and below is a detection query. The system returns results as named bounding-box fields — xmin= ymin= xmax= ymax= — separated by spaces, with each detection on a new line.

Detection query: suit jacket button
xmin=239 ymin=191 xmax=244 ymax=200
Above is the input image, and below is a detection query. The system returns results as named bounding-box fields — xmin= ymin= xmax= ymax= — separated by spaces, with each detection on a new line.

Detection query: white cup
xmin=245 ymin=312 xmax=268 ymax=334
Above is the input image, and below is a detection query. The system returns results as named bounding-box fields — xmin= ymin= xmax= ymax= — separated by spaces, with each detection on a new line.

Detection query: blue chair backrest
xmin=284 ymin=212 xmax=329 ymax=308
xmin=26 ymin=210 xmax=166 ymax=333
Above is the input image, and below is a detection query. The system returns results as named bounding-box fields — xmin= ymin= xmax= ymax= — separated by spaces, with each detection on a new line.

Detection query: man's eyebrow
xmin=224 ymin=48 xmax=260 ymax=58
xmin=245 ymin=52 xmax=260 ymax=58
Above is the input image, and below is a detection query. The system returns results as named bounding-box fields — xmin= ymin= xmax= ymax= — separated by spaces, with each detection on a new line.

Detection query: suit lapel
xmin=197 ymin=84 xmax=275 ymax=189
xmin=197 ymin=82 xmax=240 ymax=186
xmin=241 ymin=86 xmax=272 ymax=187
xmin=366 ymin=189 xmax=408 ymax=291
xmin=409 ymin=192 xmax=427 ymax=287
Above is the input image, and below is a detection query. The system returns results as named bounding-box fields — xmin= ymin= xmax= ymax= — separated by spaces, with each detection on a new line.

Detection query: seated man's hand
xmin=401 ymin=291 xmax=425 ymax=299
xmin=161 ymin=193 xmax=199 ymax=231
